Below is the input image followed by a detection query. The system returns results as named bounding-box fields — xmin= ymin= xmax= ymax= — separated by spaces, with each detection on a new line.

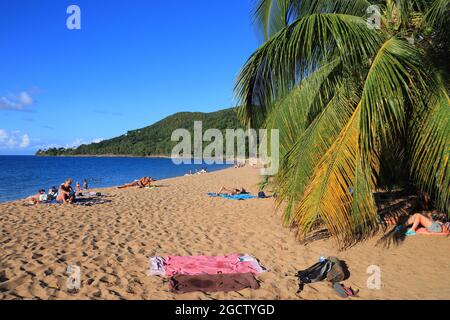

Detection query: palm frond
xmin=276 ymin=80 xmax=360 ymax=225
xmin=291 ymin=0 xmax=371 ymax=18
xmin=265 ymin=59 xmax=341 ymax=155
xmin=293 ymin=104 xmax=378 ymax=246
xmin=358 ymin=37 xmax=427 ymax=162
xmin=253 ymin=0 xmax=293 ymax=41
xmin=411 ymin=84 xmax=450 ymax=213
xmin=235 ymin=13 xmax=381 ymax=127
xmin=423 ymin=0 xmax=449 ymax=28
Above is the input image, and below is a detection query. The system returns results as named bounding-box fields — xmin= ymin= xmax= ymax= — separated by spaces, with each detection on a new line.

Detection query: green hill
xmin=36 ymin=108 xmax=243 ymax=157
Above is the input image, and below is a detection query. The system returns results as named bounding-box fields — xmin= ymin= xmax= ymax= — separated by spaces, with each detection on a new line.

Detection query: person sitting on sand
xmin=47 ymin=186 xmax=58 ymax=201
xmin=28 ymin=189 xmax=46 ymax=205
xmin=403 ymin=212 xmax=450 ymax=236
xmin=83 ymin=179 xmax=89 ymax=190
xmin=57 ymin=178 xmax=76 ymax=204
xmin=217 ymin=187 xmax=248 ymax=196
xmin=118 ymin=177 xmax=156 ymax=189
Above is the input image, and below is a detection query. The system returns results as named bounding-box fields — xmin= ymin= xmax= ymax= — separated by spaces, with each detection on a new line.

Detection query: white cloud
xmin=0 ymin=129 xmax=8 ymax=141
xmin=0 ymin=129 xmax=32 ymax=149
xmin=0 ymin=90 xmax=35 ymax=111
xmin=20 ymin=134 xmax=30 ymax=148
xmin=91 ymin=138 xmax=104 ymax=144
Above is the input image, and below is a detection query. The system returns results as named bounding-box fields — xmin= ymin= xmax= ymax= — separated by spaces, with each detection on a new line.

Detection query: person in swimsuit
xmin=57 ymin=178 xmax=75 ymax=204
xmin=404 ymin=212 xmax=450 ymax=236
xmin=217 ymin=187 xmax=248 ymax=196
xmin=83 ymin=179 xmax=89 ymax=190
xmin=118 ymin=177 xmax=156 ymax=189
xmin=28 ymin=189 xmax=46 ymax=205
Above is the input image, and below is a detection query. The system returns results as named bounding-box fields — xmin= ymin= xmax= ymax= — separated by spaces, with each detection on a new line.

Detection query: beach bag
xmin=295 ymin=260 xmax=334 ymax=292
xmin=326 ymin=256 xmax=346 ymax=283
xmin=295 ymin=257 xmax=345 ymax=293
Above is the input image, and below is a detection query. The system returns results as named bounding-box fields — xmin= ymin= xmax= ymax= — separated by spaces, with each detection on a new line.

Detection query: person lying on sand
xmin=217 ymin=187 xmax=248 ymax=196
xmin=403 ymin=213 xmax=450 ymax=236
xmin=57 ymin=178 xmax=76 ymax=204
xmin=118 ymin=177 xmax=156 ymax=189
xmin=27 ymin=189 xmax=46 ymax=205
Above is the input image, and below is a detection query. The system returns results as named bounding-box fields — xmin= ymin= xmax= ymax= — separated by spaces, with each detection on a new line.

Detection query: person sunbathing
xmin=28 ymin=189 xmax=46 ymax=205
xmin=118 ymin=177 xmax=156 ymax=189
xmin=57 ymin=178 xmax=76 ymax=204
xmin=403 ymin=212 xmax=450 ymax=236
xmin=217 ymin=187 xmax=248 ymax=196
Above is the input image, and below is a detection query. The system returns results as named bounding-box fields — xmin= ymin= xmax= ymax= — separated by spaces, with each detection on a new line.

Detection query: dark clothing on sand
xmin=169 ymin=273 xmax=260 ymax=294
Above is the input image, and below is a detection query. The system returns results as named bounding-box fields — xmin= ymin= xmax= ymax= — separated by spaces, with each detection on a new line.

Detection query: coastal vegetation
xmin=36 ymin=108 xmax=242 ymax=157
xmin=235 ymin=0 xmax=450 ymax=246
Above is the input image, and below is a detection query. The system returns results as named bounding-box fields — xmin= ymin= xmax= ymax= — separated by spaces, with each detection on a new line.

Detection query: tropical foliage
xmin=235 ymin=0 xmax=449 ymax=246
xmin=36 ymin=108 xmax=242 ymax=157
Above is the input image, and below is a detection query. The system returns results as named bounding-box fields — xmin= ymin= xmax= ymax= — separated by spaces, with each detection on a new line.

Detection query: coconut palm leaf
xmin=293 ymin=103 xmax=378 ymax=245
xmin=358 ymin=37 xmax=427 ymax=161
xmin=265 ymin=59 xmax=342 ymax=155
xmin=411 ymin=84 xmax=450 ymax=213
xmin=253 ymin=0 xmax=373 ymax=41
xmin=235 ymin=13 xmax=381 ymax=127
xmin=423 ymin=0 xmax=449 ymax=28
xmin=276 ymin=80 xmax=360 ymax=225
xmin=253 ymin=0 xmax=292 ymax=41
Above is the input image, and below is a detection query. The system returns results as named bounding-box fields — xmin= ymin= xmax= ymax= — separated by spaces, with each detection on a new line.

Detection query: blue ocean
xmin=0 ymin=156 xmax=231 ymax=203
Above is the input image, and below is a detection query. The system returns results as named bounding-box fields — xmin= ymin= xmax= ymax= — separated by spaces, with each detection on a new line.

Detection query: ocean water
xmin=0 ymin=156 xmax=231 ymax=203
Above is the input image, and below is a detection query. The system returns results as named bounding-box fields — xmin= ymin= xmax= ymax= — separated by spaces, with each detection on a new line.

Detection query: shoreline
xmin=0 ymin=163 xmax=235 ymax=205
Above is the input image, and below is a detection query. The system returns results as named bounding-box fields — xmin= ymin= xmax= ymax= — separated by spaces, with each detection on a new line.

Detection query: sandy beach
xmin=0 ymin=166 xmax=449 ymax=300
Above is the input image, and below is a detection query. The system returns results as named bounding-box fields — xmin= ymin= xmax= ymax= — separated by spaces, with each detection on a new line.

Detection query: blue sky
xmin=0 ymin=0 xmax=260 ymax=155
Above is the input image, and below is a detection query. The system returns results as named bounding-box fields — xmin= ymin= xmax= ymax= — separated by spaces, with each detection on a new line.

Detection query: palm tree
xmin=235 ymin=0 xmax=449 ymax=247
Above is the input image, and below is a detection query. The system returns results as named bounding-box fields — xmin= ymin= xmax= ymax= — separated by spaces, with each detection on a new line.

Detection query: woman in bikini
xmin=57 ymin=178 xmax=76 ymax=204
xmin=118 ymin=177 xmax=156 ymax=189
xmin=403 ymin=212 xmax=450 ymax=236
xmin=217 ymin=187 xmax=248 ymax=196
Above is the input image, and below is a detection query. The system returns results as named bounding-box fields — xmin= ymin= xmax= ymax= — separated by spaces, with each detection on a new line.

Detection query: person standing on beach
xmin=83 ymin=179 xmax=89 ymax=190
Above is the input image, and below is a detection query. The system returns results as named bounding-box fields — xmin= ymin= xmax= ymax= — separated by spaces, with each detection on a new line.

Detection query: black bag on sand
xmin=295 ymin=256 xmax=345 ymax=293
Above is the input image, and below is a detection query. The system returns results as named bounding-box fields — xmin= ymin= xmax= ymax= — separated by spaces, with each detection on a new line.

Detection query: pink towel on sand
xmin=149 ymin=254 xmax=266 ymax=276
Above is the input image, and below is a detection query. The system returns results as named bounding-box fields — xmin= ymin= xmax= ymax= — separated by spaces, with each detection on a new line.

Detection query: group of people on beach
xmin=27 ymin=168 xmax=448 ymax=236
xmin=185 ymin=167 xmax=208 ymax=176
xmin=28 ymin=178 xmax=89 ymax=205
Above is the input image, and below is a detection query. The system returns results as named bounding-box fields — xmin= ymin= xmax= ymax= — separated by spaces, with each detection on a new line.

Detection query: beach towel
xmin=207 ymin=193 xmax=257 ymax=200
xmin=169 ymin=273 xmax=260 ymax=294
xmin=38 ymin=197 xmax=110 ymax=207
xmin=149 ymin=254 xmax=266 ymax=276
xmin=416 ymin=228 xmax=450 ymax=236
